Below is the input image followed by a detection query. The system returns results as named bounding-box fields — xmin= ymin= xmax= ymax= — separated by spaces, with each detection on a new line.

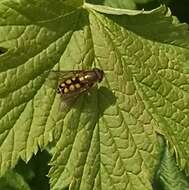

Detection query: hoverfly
xmin=48 ymin=68 xmax=104 ymax=107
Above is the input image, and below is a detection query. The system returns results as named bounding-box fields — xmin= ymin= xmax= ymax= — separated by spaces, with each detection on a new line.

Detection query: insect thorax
xmin=58 ymin=74 xmax=93 ymax=94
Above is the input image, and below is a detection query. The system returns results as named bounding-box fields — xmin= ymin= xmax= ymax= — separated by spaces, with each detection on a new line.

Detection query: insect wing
xmin=59 ymin=82 xmax=92 ymax=111
xmin=45 ymin=70 xmax=77 ymax=89
xmin=60 ymin=88 xmax=88 ymax=111
xmin=59 ymin=93 xmax=80 ymax=111
xmin=48 ymin=70 xmax=75 ymax=81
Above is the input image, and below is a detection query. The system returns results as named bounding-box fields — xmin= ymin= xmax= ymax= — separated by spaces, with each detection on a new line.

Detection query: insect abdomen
xmin=58 ymin=76 xmax=87 ymax=94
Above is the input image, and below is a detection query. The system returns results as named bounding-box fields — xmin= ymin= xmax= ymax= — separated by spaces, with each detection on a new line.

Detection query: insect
xmin=49 ymin=68 xmax=104 ymax=106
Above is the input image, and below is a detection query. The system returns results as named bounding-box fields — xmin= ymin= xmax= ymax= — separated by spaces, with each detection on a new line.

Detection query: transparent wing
xmin=48 ymin=70 xmax=75 ymax=81
xmin=44 ymin=70 xmax=78 ymax=89
xmin=59 ymin=93 xmax=80 ymax=111
xmin=45 ymin=69 xmax=94 ymax=81
xmin=59 ymin=84 xmax=92 ymax=111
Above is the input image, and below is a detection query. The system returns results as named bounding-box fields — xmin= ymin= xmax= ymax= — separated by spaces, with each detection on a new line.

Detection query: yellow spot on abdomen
xmin=69 ymin=84 xmax=75 ymax=91
xmin=79 ymin=76 xmax=84 ymax=81
xmin=60 ymin=83 xmax=66 ymax=87
xmin=72 ymin=77 xmax=76 ymax=81
xmin=64 ymin=88 xmax=69 ymax=93
xmin=75 ymin=83 xmax=81 ymax=88
xmin=65 ymin=79 xmax=72 ymax=84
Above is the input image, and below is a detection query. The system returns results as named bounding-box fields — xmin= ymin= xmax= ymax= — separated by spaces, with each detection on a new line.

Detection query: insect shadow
xmin=43 ymin=69 xmax=116 ymax=115
xmin=57 ymin=86 xmax=116 ymax=115
xmin=97 ymin=86 xmax=117 ymax=117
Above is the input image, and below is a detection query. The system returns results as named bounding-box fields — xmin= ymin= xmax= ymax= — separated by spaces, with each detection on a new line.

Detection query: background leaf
xmin=0 ymin=170 xmax=31 ymax=190
xmin=86 ymin=0 xmax=137 ymax=10
xmin=155 ymin=146 xmax=189 ymax=190
xmin=86 ymin=0 xmax=160 ymax=10
xmin=0 ymin=0 xmax=84 ymax=174
xmin=0 ymin=0 xmax=189 ymax=190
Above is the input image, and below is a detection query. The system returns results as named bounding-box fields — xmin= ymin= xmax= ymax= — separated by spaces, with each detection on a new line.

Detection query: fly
xmin=48 ymin=68 xmax=104 ymax=106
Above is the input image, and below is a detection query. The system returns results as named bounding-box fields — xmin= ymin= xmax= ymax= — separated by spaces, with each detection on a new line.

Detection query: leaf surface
xmin=0 ymin=1 xmax=189 ymax=190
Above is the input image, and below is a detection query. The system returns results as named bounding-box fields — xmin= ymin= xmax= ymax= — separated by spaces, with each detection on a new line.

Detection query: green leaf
xmin=156 ymin=146 xmax=189 ymax=190
xmin=84 ymin=2 xmax=163 ymax=15
xmin=86 ymin=0 xmax=160 ymax=10
xmin=0 ymin=0 xmax=84 ymax=174
xmin=86 ymin=0 xmax=137 ymax=10
xmin=0 ymin=170 xmax=31 ymax=190
xmin=14 ymin=150 xmax=51 ymax=190
xmin=0 ymin=1 xmax=189 ymax=190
